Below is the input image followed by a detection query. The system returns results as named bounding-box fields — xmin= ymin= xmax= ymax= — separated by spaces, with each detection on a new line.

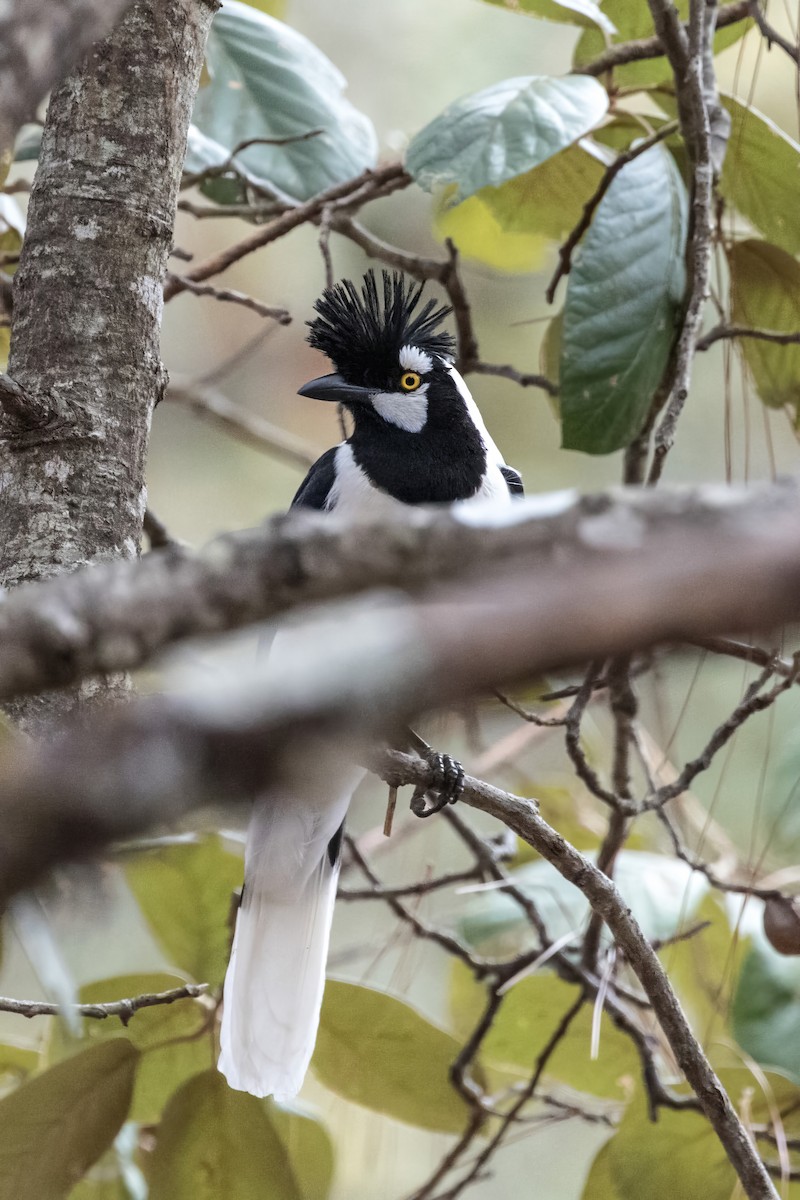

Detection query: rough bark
xmin=0 ymin=0 xmax=139 ymax=155
xmin=0 ymin=0 xmax=217 ymax=728
xmin=0 ymin=480 xmax=797 ymax=705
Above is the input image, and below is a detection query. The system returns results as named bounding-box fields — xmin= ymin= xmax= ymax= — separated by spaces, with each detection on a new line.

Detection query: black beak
xmin=297 ymin=372 xmax=372 ymax=405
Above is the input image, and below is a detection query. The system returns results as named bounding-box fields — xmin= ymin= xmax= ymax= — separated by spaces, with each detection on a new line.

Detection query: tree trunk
xmin=1 ymin=0 xmax=218 ymax=729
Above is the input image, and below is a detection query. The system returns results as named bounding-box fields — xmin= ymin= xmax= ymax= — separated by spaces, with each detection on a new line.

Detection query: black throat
xmin=348 ymin=375 xmax=488 ymax=504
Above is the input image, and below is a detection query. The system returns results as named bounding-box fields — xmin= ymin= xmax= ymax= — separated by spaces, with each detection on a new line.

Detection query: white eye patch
xmin=399 ymin=344 xmax=433 ymax=373
xmin=372 ymin=383 xmax=429 ymax=432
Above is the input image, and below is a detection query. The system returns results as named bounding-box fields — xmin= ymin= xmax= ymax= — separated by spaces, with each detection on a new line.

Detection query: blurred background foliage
xmin=2 ymin=0 xmax=800 ymax=1197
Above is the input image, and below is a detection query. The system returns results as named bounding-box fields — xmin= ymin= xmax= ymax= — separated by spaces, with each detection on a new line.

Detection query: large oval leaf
xmin=49 ymin=973 xmax=213 ymax=1124
xmin=191 ymin=0 xmax=377 ymax=203
xmin=148 ymin=1071 xmax=301 ymax=1200
xmin=728 ymin=239 xmax=800 ymax=422
xmin=720 ymin=97 xmax=800 ymax=257
xmin=0 ymin=1040 xmax=138 ymax=1200
xmin=407 ymin=75 xmax=608 ymax=202
xmin=125 ymin=836 xmax=242 ymax=986
xmin=433 ymin=191 xmax=547 ymax=273
xmin=313 ymin=980 xmax=469 ymax=1133
xmin=559 ymin=143 xmax=687 ymax=454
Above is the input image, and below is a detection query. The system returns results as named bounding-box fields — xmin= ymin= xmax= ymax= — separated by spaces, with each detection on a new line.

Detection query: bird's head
xmin=298 ymin=270 xmax=459 ymax=434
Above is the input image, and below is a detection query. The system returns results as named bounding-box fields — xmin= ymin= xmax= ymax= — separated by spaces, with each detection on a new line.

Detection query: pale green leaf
xmin=50 ymin=974 xmax=212 ymax=1124
xmin=0 ymin=1041 xmax=138 ymax=1200
xmin=720 ymin=96 xmax=800 ymax=257
xmin=580 ymin=1141 xmax=622 ymax=1199
xmin=450 ymin=963 xmax=639 ymax=1100
xmin=560 ymin=143 xmax=687 ymax=453
xmin=191 ymin=0 xmax=377 ymax=203
xmin=433 ymin=191 xmax=547 ymax=273
xmin=482 ymin=0 xmax=617 ymax=35
xmin=313 ymin=981 xmax=469 ymax=1133
xmin=728 ymin=239 xmax=800 ymax=420
xmin=482 ymin=139 xmax=606 ymax=241
xmin=270 ymin=1101 xmax=334 ymax=1200
xmin=125 ymin=836 xmax=241 ymax=985
xmin=407 ymin=75 xmax=608 ymax=202
xmin=148 ymin=1070 xmax=301 ymax=1200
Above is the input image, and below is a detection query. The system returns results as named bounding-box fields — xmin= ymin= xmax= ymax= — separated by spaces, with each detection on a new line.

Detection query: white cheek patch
xmin=399 ymin=344 xmax=433 ymax=373
xmin=372 ymin=384 xmax=429 ymax=432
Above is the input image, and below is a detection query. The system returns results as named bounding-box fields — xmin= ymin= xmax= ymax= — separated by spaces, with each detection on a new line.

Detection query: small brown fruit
xmin=763 ymin=896 xmax=800 ymax=956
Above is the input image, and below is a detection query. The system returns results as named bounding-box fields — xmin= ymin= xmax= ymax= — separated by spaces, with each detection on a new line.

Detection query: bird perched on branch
xmin=218 ymin=269 xmax=524 ymax=1100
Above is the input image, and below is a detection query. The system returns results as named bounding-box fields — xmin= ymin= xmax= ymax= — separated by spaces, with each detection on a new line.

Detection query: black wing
xmin=291 ymin=446 xmax=338 ymax=510
xmin=500 ymin=464 xmax=524 ymax=498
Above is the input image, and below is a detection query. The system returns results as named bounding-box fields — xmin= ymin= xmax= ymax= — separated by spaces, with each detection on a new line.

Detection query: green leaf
xmin=148 ymin=1070 xmax=302 ymax=1200
xmin=191 ymin=0 xmax=376 ymax=203
xmin=270 ymin=1102 xmax=334 ymax=1200
xmin=728 ymin=239 xmax=800 ymax=421
xmin=450 ymin=963 xmax=639 ymax=1100
xmin=720 ymin=96 xmax=800 ymax=256
xmin=732 ymin=939 xmax=800 ymax=1081
xmin=482 ymin=0 xmax=617 ymax=36
xmin=433 ymin=191 xmax=547 ymax=273
xmin=50 ymin=974 xmax=213 ymax=1124
xmin=407 ymin=75 xmax=608 ymax=202
xmin=580 ymin=1141 xmax=622 ymax=1200
xmin=0 ymin=1040 xmax=138 ymax=1200
xmin=125 ymin=836 xmax=242 ymax=985
xmin=573 ymin=0 xmax=750 ymax=88
xmin=313 ymin=981 xmax=469 ymax=1133
xmin=482 ymin=139 xmax=606 ymax=241
xmin=597 ymin=1070 xmax=800 ymax=1200
xmin=560 ymin=143 xmax=687 ymax=454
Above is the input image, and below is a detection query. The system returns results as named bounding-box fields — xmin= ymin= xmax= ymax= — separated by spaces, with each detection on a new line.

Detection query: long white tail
xmin=218 ymin=775 xmax=357 ymax=1099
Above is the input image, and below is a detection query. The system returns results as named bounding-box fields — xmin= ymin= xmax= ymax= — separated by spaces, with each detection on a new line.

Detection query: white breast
xmin=326 ymin=443 xmax=408 ymax=519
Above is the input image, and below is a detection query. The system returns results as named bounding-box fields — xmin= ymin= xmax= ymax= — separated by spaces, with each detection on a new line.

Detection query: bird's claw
xmin=410 ymin=750 xmax=465 ymax=818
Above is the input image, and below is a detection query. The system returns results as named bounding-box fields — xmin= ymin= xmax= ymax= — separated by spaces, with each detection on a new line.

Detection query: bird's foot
xmin=410 ymin=747 xmax=465 ymax=819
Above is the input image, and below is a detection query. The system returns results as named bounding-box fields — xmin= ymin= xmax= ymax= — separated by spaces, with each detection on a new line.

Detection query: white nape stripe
xmin=372 ymin=383 xmax=429 ymax=432
xmin=399 ymin=344 xmax=433 ymax=373
xmin=448 ymin=367 xmax=504 ymax=467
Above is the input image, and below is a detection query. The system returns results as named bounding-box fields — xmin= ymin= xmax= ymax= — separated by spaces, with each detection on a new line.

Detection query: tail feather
xmin=218 ymin=775 xmax=359 ymax=1099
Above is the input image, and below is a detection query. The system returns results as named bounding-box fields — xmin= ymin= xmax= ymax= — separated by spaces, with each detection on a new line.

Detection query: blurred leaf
xmin=597 ymin=1070 xmax=800 ymax=1200
xmin=12 ymin=123 xmax=41 ymax=162
xmin=125 ymin=836 xmax=241 ymax=985
xmin=0 ymin=1041 xmax=40 ymax=1077
xmin=451 ymin=964 xmax=639 ymax=1099
xmin=313 ymin=981 xmax=469 ymax=1133
xmin=720 ymin=96 xmax=800 ymax=257
xmin=148 ymin=1070 xmax=301 ymax=1200
xmin=659 ymin=892 xmax=742 ymax=1041
xmin=482 ymin=0 xmax=617 ymax=35
xmin=732 ymin=939 xmax=800 ymax=1081
xmin=459 ymin=850 xmax=708 ymax=955
xmin=572 ymin=0 xmax=750 ymax=88
xmin=0 ymin=1040 xmax=138 ymax=1200
xmin=270 ymin=1101 xmax=334 ymax=1200
xmin=191 ymin=0 xmax=376 ymax=203
xmin=434 ymin=191 xmax=547 ymax=272
xmin=241 ymin=0 xmax=286 ymax=15
xmin=482 ymin=139 xmax=606 ymax=241
xmin=728 ymin=239 xmax=800 ymax=421
xmin=407 ymin=75 xmax=608 ymax=202
xmin=68 ymin=1152 xmax=128 ymax=1200
xmin=580 ymin=1140 xmax=622 ymax=1199
xmin=560 ymin=143 xmax=686 ymax=453
xmin=50 ymin=974 xmax=212 ymax=1124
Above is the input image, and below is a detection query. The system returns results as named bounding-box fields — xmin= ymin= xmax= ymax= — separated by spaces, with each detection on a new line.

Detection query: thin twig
xmin=165 ymin=274 xmax=292 ymax=324
xmin=0 ymin=983 xmax=208 ymax=1024
xmin=696 ymin=324 xmax=800 ymax=351
xmin=747 ymin=0 xmax=800 ymax=64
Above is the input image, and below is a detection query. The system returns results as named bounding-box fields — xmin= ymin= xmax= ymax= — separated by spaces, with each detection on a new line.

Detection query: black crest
xmin=307 ymin=270 xmax=455 ymax=386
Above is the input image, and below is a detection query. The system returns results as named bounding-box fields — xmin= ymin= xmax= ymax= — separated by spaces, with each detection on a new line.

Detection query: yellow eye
xmin=400 ymin=371 xmax=421 ymax=391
